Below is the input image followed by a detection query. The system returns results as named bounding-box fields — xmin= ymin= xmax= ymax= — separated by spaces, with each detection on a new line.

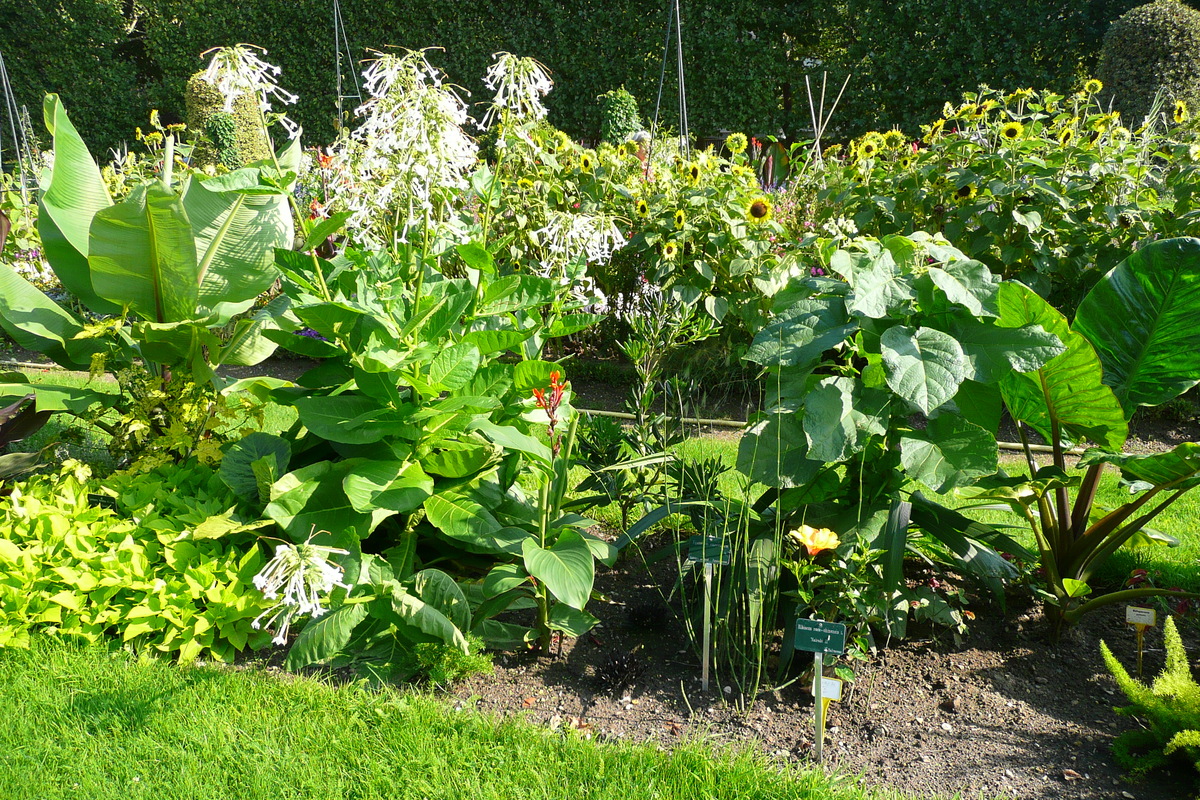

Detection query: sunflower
xmin=1058 ymin=127 xmax=1075 ymax=147
xmin=857 ymin=136 xmax=881 ymax=159
xmin=882 ymin=128 xmax=907 ymax=150
xmin=1084 ymin=78 xmax=1103 ymax=95
xmin=943 ymin=101 xmax=956 ymax=118
xmin=954 ymin=183 xmax=978 ymax=202
xmin=517 ymin=178 xmax=534 ymax=190
xmin=662 ymin=241 xmax=679 ymax=260
xmin=555 ymin=131 xmax=572 ymax=152
xmin=999 ymin=121 xmax=1024 ymax=142
xmin=1006 ymin=87 xmax=1034 ymax=104
xmin=687 ymin=162 xmax=701 ymax=184
xmin=725 ymin=132 xmax=748 ymax=155
xmin=823 ymin=143 xmax=843 ymax=158
xmin=673 ymin=209 xmax=686 ymax=229
xmin=635 ymin=198 xmax=650 ymax=218
xmin=747 ymin=196 xmax=772 ymax=223
xmin=1110 ymin=126 xmax=1131 ymax=143
xmin=922 ymin=119 xmax=946 ymax=144
xmin=1175 ymin=100 xmax=1190 ymax=125
xmin=580 ymin=150 xmax=596 ymax=172
xmin=899 ymin=155 xmax=913 ymax=170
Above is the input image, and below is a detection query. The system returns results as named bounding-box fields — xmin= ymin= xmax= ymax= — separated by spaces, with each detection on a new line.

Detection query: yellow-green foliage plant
xmin=1101 ymin=616 xmax=1200 ymax=780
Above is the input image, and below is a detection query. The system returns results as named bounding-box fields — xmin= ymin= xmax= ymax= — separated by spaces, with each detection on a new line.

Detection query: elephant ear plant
xmin=952 ymin=237 xmax=1200 ymax=632
xmin=0 ymin=94 xmax=297 ymax=464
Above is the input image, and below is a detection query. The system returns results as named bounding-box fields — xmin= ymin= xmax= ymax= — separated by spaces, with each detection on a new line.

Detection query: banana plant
xmin=0 ymin=94 xmax=296 ymax=431
xmin=954 ymin=237 xmax=1200 ymax=630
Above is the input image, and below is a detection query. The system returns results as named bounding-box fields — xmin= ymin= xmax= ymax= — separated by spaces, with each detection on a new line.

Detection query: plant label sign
xmin=793 ymin=619 xmax=847 ymax=655
xmin=1125 ymin=606 xmax=1156 ymax=627
xmin=686 ymin=535 xmax=730 ymax=566
xmin=813 ymin=675 xmax=843 ymax=702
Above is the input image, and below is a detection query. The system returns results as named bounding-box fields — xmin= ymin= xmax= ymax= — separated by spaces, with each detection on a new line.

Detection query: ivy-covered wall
xmin=0 ymin=0 xmax=1166 ymax=157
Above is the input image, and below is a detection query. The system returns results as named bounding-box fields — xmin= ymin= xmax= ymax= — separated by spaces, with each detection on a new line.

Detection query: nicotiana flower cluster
xmin=200 ymin=45 xmax=299 ymax=139
xmin=251 ymin=532 xmax=351 ymax=645
xmin=482 ymin=52 xmax=553 ymax=129
xmin=331 ymin=49 xmax=479 ymax=246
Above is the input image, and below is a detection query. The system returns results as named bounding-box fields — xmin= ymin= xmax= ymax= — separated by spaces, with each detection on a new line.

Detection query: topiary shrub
xmin=598 ymin=86 xmax=642 ymax=145
xmin=185 ymin=70 xmax=271 ymax=169
xmin=1099 ymin=0 xmax=1200 ymax=127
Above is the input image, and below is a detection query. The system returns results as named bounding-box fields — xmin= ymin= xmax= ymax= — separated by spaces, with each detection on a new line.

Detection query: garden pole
xmin=813 ymin=651 xmax=824 ymax=762
xmin=702 ymin=561 xmax=712 ymax=691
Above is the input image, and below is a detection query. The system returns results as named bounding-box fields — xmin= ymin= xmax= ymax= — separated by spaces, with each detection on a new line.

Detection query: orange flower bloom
xmin=789 ymin=525 xmax=839 ymax=557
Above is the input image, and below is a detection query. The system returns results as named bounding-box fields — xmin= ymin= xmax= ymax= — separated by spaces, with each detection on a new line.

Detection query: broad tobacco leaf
xmin=881 ymin=325 xmax=968 ymax=414
xmin=901 ymin=413 xmax=998 ymax=493
xmin=802 ymin=376 xmax=889 ymax=463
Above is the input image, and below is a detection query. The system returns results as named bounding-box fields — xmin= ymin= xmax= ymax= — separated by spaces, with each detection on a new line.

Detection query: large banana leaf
xmin=89 ymin=184 xmax=200 ymax=324
xmin=998 ymin=282 xmax=1127 ymax=450
xmin=1074 ymin=237 xmax=1200 ymax=412
xmin=182 ymin=171 xmax=291 ymax=324
xmin=37 ymin=94 xmax=118 ymax=315
xmin=0 ymin=261 xmax=88 ymax=368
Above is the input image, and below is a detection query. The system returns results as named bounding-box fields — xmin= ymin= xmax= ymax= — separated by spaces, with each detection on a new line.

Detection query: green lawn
xmin=0 ymin=639 xmax=901 ymax=800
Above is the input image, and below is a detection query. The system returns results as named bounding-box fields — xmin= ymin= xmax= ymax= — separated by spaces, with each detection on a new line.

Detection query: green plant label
xmin=686 ymin=535 xmax=730 ymax=565
xmin=793 ymin=618 xmax=846 ymax=654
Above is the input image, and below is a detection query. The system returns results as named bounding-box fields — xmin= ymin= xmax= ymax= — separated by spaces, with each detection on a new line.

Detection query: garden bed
xmin=445 ymin=549 xmax=1198 ymax=800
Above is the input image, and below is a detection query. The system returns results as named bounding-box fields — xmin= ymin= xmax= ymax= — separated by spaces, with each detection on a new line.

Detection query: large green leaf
xmin=387 ymin=586 xmax=469 ymax=652
xmin=998 ymin=282 xmax=1127 ymax=450
xmin=293 ymin=395 xmax=396 ymax=445
xmin=0 ymin=382 xmax=114 ymax=414
xmin=1080 ymin=442 xmax=1200 ymax=492
xmin=926 ymin=260 xmax=999 ymax=317
xmin=0 ymin=262 xmax=87 ymax=367
xmin=737 ymin=414 xmax=823 ymax=488
xmin=950 ymin=320 xmax=1065 ymax=383
xmin=266 ymin=460 xmax=380 ymax=540
xmin=343 ymin=460 xmax=433 ymax=514
xmin=284 ymin=602 xmax=370 ymax=670
xmin=411 ymin=569 xmax=471 ymax=634
xmin=427 ymin=342 xmax=481 ymax=391
xmin=840 ymin=247 xmax=915 ymax=318
xmin=423 ymin=490 xmax=503 ymax=547
xmin=220 ymin=432 xmax=291 ymax=503
xmin=89 ymin=184 xmax=200 ymax=324
xmin=881 ymin=325 xmax=967 ymax=414
xmin=802 ymin=376 xmax=888 ymax=462
xmin=37 ymin=94 xmax=117 ymax=315
xmin=522 ymin=530 xmax=594 ymax=610
xmin=216 ymin=295 xmax=288 ymax=367
xmin=900 ymin=413 xmax=998 ymax=492
xmin=182 ymin=170 xmax=290 ymax=324
xmin=1074 ymin=237 xmax=1200 ymax=412
xmin=745 ymin=296 xmax=857 ymax=369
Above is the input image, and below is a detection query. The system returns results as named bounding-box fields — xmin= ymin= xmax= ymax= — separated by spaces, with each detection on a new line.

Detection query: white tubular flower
xmin=532 ymin=212 xmax=626 ymax=269
xmin=482 ymin=52 xmax=554 ymax=129
xmin=200 ymin=44 xmax=299 ymax=132
xmin=251 ymin=532 xmax=351 ymax=644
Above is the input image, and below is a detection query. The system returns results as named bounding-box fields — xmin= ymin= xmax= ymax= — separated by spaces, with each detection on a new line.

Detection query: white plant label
xmin=1125 ymin=606 xmax=1156 ymax=626
xmin=813 ymin=675 xmax=843 ymax=702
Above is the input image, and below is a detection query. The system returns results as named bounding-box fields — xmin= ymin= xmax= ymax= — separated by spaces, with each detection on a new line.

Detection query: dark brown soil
xmin=447 ymin=552 xmax=1199 ymax=800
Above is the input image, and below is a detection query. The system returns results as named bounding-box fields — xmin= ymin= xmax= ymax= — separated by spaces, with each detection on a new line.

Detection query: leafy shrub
xmin=185 ymin=70 xmax=273 ymax=168
xmin=805 ymin=82 xmax=1188 ymax=311
xmin=0 ymin=460 xmax=272 ymax=661
xmin=1099 ymin=0 xmax=1200 ymax=127
xmin=598 ymin=87 xmax=642 ymax=145
xmin=1102 ymin=615 xmax=1200 ymax=779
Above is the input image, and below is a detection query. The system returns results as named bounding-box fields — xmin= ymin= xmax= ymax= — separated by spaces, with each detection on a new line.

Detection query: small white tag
xmin=813 ymin=676 xmax=843 ymax=702
xmin=1125 ymin=606 xmax=1156 ymax=626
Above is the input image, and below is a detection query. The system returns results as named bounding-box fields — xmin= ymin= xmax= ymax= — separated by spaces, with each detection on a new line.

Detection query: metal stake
xmin=813 ymin=651 xmax=825 ymax=761
xmin=701 ymin=560 xmax=712 ymax=691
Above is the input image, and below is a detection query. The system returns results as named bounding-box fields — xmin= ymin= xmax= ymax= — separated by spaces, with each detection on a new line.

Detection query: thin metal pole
xmin=813 ymin=651 xmax=825 ymax=761
xmin=334 ymin=0 xmax=343 ymax=123
xmin=674 ymin=0 xmax=689 ymax=157
xmin=701 ymin=561 xmax=712 ymax=691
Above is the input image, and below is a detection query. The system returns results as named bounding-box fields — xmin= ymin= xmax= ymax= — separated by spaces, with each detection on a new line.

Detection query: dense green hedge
xmin=0 ymin=0 xmax=1188 ymax=157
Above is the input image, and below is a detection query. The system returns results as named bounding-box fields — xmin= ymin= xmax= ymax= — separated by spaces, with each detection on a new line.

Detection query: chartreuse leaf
xmin=427 ymin=342 xmax=480 ymax=390
xmin=522 ymin=530 xmax=594 ymax=610
xmin=1074 ymin=237 xmax=1200 ymax=412
xmin=881 ymin=325 xmax=968 ymax=414
xmin=997 ymin=282 xmax=1127 ymax=450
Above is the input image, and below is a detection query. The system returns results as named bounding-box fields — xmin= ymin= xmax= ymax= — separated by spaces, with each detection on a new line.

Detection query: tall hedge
xmin=1098 ymin=0 xmax=1200 ymax=126
xmin=0 ymin=0 xmax=1175 ymax=158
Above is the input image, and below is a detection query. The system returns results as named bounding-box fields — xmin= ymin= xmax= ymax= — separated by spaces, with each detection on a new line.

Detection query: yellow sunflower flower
xmin=636 ymin=198 xmax=650 ymax=218
xmin=687 ymin=162 xmax=701 ymax=184
xmin=673 ymin=209 xmax=686 ymax=229
xmin=580 ymin=150 xmax=596 ymax=172
xmin=882 ymin=128 xmax=907 ymax=150
xmin=725 ymin=132 xmax=748 ymax=155
xmin=1084 ymin=78 xmax=1103 ymax=95
xmin=1058 ymin=127 xmax=1075 ymax=147
xmin=1175 ymin=100 xmax=1190 ymax=124
xmin=954 ymin=183 xmax=978 ymax=202
xmin=747 ymin=196 xmax=772 ymax=223
xmin=662 ymin=241 xmax=679 ymax=260
xmin=999 ymin=121 xmax=1024 ymax=142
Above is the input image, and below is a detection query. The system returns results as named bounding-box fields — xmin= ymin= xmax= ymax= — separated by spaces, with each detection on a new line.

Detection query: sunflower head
xmin=822 ymin=143 xmax=844 ymax=159
xmin=1058 ymin=127 xmax=1075 ymax=147
xmin=673 ymin=209 xmax=686 ymax=229
xmin=899 ymin=155 xmax=913 ymax=170
xmin=857 ymin=134 xmax=882 ymax=159
xmin=1176 ymin=100 xmax=1190 ymax=125
xmin=580 ymin=150 xmax=596 ymax=172
xmin=1084 ymin=78 xmax=1103 ymax=95
xmin=1111 ymin=126 xmax=1131 ymax=144
xmin=1006 ymin=87 xmax=1034 ymax=104
xmin=882 ymin=128 xmax=907 ymax=150
xmin=1000 ymin=121 xmax=1025 ymax=142
xmin=635 ymin=198 xmax=650 ymax=218
xmin=921 ymin=119 xmax=946 ymax=144
xmin=555 ymin=131 xmax=572 ymax=152
xmin=747 ymin=196 xmax=772 ymax=223
xmin=954 ymin=183 xmax=978 ymax=202
xmin=725 ymin=132 xmax=748 ymax=155
xmin=662 ymin=241 xmax=679 ymax=260
xmin=687 ymin=162 xmax=701 ymax=184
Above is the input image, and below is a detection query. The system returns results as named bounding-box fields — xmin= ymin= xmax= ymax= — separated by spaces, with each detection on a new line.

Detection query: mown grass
xmin=0 ymin=639 xmax=903 ymax=800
